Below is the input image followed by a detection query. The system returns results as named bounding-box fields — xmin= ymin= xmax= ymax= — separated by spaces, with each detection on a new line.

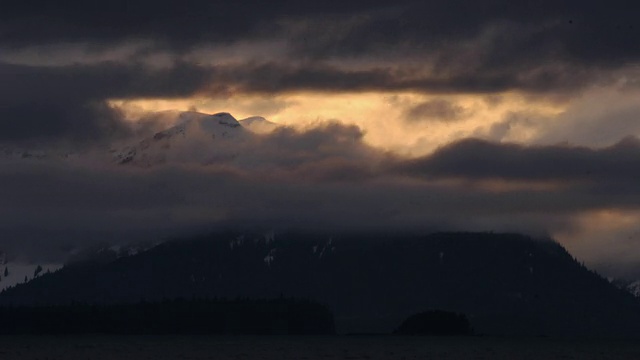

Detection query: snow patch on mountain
xmin=1 ymin=111 xmax=282 ymax=167
xmin=264 ymin=248 xmax=277 ymax=267
xmin=239 ymin=116 xmax=280 ymax=134
xmin=316 ymin=238 xmax=336 ymax=259
xmin=626 ymin=280 xmax=640 ymax=297
xmin=111 ymin=112 xmax=251 ymax=167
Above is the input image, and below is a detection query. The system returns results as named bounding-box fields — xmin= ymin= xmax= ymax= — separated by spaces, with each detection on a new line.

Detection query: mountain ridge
xmin=3 ymin=231 xmax=639 ymax=337
xmin=111 ymin=112 xmax=251 ymax=166
xmin=0 ymin=111 xmax=278 ymax=165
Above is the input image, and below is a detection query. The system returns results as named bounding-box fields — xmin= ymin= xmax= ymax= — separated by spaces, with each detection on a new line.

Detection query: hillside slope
xmin=2 ymin=232 xmax=639 ymax=336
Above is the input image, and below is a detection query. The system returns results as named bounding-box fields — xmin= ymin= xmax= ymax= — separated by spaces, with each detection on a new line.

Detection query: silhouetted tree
xmin=34 ymin=265 xmax=43 ymax=278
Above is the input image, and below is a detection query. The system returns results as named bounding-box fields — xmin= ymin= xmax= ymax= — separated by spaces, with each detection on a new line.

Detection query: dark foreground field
xmin=0 ymin=335 xmax=639 ymax=360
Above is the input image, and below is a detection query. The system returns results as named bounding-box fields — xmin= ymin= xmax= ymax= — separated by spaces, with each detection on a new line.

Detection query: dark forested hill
xmin=2 ymin=232 xmax=639 ymax=336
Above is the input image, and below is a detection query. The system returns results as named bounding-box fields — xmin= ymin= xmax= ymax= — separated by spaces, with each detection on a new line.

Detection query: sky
xmin=2 ymin=0 xmax=640 ymax=278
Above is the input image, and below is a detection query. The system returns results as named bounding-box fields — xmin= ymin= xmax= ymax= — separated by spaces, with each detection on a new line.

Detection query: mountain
xmin=110 ymin=112 xmax=252 ymax=166
xmin=0 ymin=112 xmax=277 ymax=165
xmin=3 ymin=232 xmax=640 ymax=337
xmin=0 ymin=147 xmax=47 ymax=160
xmin=0 ymin=144 xmax=83 ymax=162
xmin=239 ymin=116 xmax=281 ymax=134
xmin=613 ymin=278 xmax=640 ymax=298
xmin=0 ymin=250 xmax=61 ymax=292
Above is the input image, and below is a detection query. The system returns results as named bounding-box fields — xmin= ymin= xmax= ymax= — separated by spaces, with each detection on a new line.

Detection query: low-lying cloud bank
xmin=2 ymin=113 xmax=640 ymax=279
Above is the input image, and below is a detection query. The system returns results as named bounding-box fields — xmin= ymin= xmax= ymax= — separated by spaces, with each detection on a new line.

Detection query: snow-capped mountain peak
xmin=177 ymin=112 xmax=242 ymax=130
xmin=239 ymin=116 xmax=268 ymax=126
xmin=111 ymin=111 xmax=250 ymax=166
xmin=239 ymin=116 xmax=280 ymax=134
xmin=0 ymin=111 xmax=280 ymax=167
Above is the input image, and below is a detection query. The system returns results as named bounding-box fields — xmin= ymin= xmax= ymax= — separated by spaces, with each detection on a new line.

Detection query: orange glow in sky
xmin=109 ymin=91 xmax=565 ymax=156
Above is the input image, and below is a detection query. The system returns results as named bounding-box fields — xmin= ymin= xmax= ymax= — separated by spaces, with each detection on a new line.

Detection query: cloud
xmin=531 ymin=89 xmax=640 ymax=147
xmin=0 ymin=120 xmax=385 ymax=261
xmin=0 ymin=100 xmax=130 ymax=144
xmin=0 ymin=61 xmax=214 ymax=142
xmin=284 ymin=1 xmax=640 ymax=66
xmin=404 ymin=99 xmax=469 ymax=122
xmin=0 ymin=0 xmax=397 ymax=49
xmin=2 ymin=1 xmax=638 ymax=99
xmin=0 ymin=0 xmax=276 ymax=48
xmin=396 ymin=136 xmax=640 ymax=184
xmin=472 ymin=86 xmax=640 ymax=147
xmin=201 ymin=61 xmax=601 ymax=95
xmin=3 ymin=112 xmax=640 ymax=274
xmin=0 ymin=62 xmax=213 ymax=102
xmin=2 ymin=1 xmax=637 ymax=147
xmin=3 ymin=57 xmax=605 ymax=145
xmin=114 ymin=115 xmax=384 ymax=182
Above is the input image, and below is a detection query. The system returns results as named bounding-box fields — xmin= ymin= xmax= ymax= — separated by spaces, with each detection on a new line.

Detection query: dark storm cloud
xmin=286 ymin=1 xmax=640 ymax=66
xmin=1 ymin=0 xmax=637 ymax=95
xmin=0 ymin=62 xmax=212 ymax=102
xmin=0 ymin=100 xmax=129 ymax=144
xmin=248 ymin=124 xmax=382 ymax=182
xmin=207 ymin=62 xmax=597 ymax=94
xmin=5 ymin=0 xmax=638 ymax=65
xmin=404 ymin=99 xmax=469 ymax=123
xmin=0 ymin=160 xmax=565 ymax=261
xmin=397 ymin=136 xmax=640 ymax=183
xmin=278 ymin=1 xmax=638 ymax=94
xmin=3 ymin=116 xmax=640 ymax=263
xmin=0 ymin=0 xmax=392 ymax=48
xmin=0 ymin=0 xmax=635 ymax=145
xmin=117 ymin=119 xmax=382 ymax=183
xmin=0 ymin=0 xmax=270 ymax=48
xmin=0 ymin=61 xmax=213 ymax=142
xmin=0 ymin=57 xmax=595 ymax=144
xmin=0 ymin=121 xmax=385 ymax=261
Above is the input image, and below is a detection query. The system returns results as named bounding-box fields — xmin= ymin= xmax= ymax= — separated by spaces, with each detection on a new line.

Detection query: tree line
xmin=0 ymin=297 xmax=335 ymax=335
